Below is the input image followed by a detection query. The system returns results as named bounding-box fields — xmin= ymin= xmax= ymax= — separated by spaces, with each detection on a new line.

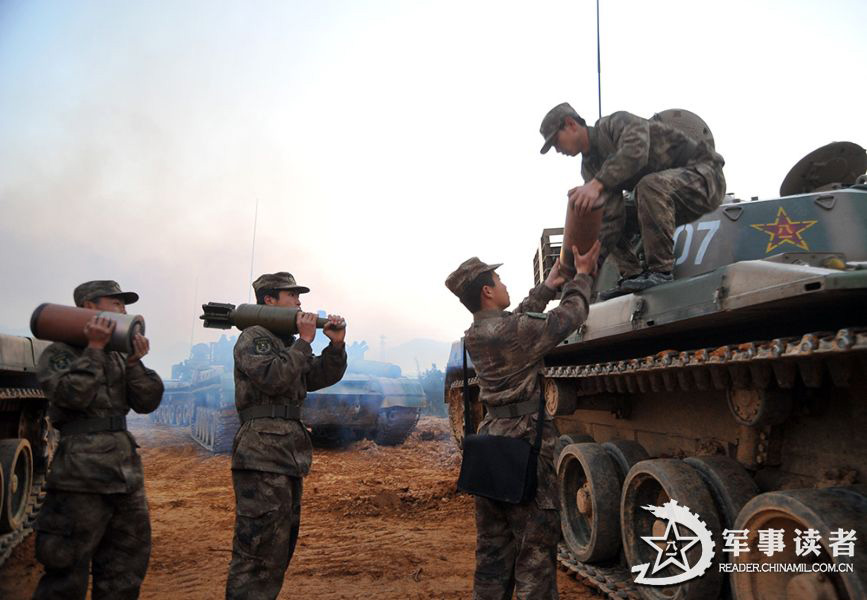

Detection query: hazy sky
xmin=1 ymin=0 xmax=865 ymax=377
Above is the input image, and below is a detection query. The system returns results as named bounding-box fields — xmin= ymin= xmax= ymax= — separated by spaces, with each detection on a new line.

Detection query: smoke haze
xmin=1 ymin=1 xmax=865 ymax=376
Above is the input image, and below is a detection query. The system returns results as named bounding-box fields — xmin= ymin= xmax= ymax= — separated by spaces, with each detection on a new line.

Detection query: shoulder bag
xmin=456 ymin=339 xmax=543 ymax=504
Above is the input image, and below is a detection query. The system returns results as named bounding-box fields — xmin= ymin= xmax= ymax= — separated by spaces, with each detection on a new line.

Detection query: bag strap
xmin=462 ymin=338 xmax=473 ymax=437
xmin=533 ymin=376 xmax=545 ymax=452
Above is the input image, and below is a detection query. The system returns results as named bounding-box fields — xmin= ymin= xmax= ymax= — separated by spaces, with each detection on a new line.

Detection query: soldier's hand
xmin=323 ymin=314 xmax=346 ymax=346
xmin=84 ymin=316 xmax=115 ymax=350
xmin=296 ymin=311 xmax=317 ymax=343
xmin=574 ymin=241 xmax=601 ymax=277
xmin=544 ymin=258 xmax=566 ymax=291
xmin=568 ymin=179 xmax=605 ymax=217
xmin=127 ymin=334 xmax=150 ymax=364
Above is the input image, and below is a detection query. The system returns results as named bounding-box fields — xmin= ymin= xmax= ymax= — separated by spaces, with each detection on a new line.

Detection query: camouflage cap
xmin=73 ymin=280 xmax=139 ymax=307
xmin=539 ymin=102 xmax=582 ymax=154
xmin=445 ymin=257 xmax=502 ymax=298
xmin=252 ymin=272 xmax=310 ymax=295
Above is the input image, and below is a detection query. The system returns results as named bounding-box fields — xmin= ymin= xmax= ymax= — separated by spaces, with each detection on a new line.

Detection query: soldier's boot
xmin=620 ymin=270 xmax=673 ymax=292
xmin=598 ymin=273 xmax=644 ymax=300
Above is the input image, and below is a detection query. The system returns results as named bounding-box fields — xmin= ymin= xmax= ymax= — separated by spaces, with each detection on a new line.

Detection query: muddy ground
xmin=1 ymin=415 xmax=593 ymax=599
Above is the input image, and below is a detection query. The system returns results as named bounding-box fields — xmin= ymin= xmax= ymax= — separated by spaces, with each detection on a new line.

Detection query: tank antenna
xmin=247 ymin=197 xmax=259 ymax=303
xmin=596 ymin=0 xmax=602 ymax=119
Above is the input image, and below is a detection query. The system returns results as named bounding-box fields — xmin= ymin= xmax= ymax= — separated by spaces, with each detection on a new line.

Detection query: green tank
xmin=0 ymin=334 xmax=53 ymax=566
xmin=168 ymin=337 xmax=427 ymax=453
xmin=305 ymin=341 xmax=427 ymax=446
xmin=152 ymin=335 xmax=239 ymax=453
xmin=445 ymin=139 xmax=867 ymax=600
xmin=151 ymin=340 xmax=227 ymax=428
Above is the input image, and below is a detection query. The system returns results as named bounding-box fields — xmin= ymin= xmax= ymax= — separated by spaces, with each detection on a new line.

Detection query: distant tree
xmin=419 ymin=363 xmax=446 ymax=417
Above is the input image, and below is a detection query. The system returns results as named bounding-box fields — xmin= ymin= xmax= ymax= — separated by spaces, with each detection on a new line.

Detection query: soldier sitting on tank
xmin=445 ymin=242 xmax=599 ymax=600
xmin=33 ymin=281 xmax=163 ymax=600
xmin=540 ymin=102 xmax=726 ymax=297
xmin=226 ymin=272 xmax=346 ymax=600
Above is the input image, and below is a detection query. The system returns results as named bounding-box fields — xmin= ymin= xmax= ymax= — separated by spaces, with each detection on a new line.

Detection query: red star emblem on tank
xmin=750 ymin=207 xmax=818 ymax=253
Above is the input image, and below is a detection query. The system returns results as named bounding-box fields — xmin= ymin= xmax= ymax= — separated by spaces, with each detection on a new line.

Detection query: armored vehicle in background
xmin=306 ymin=341 xmax=427 ymax=446
xmin=152 ymin=341 xmax=222 ymax=427
xmin=0 ymin=334 xmax=53 ymax=566
xmin=151 ymin=336 xmax=238 ymax=452
xmin=445 ymin=140 xmax=867 ymax=600
xmin=166 ymin=337 xmax=426 ymax=452
xmin=160 ymin=336 xmax=238 ymax=452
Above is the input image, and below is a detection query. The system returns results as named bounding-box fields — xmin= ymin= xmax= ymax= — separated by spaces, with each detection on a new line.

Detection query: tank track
xmin=543 ymin=327 xmax=867 ymax=392
xmin=0 ymin=474 xmax=47 ymax=568
xmin=150 ymin=399 xmax=193 ymax=426
xmin=557 ymin=545 xmax=640 ymax=599
xmin=450 ymin=326 xmax=866 ymax=599
xmin=190 ymin=406 xmax=239 ymax=453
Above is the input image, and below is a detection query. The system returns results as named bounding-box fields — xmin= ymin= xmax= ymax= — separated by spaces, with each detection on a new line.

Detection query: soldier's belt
xmin=59 ymin=415 xmax=127 ymax=435
xmin=239 ymin=404 xmax=301 ymax=423
xmin=485 ymin=399 xmax=539 ymax=419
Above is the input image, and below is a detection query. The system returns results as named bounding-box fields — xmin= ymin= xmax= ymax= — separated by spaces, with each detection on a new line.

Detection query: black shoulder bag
xmin=456 ymin=340 xmax=544 ymax=504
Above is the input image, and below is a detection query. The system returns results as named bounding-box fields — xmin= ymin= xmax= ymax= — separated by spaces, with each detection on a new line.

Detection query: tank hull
xmin=0 ymin=334 xmax=54 ymax=567
xmin=445 ymin=186 xmax=867 ymax=599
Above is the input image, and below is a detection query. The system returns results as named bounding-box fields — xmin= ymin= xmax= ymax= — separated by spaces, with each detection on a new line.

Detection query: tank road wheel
xmin=555 ymin=433 xmax=594 ymax=463
xmin=602 ymin=440 xmax=649 ymax=482
xmin=0 ymin=439 xmax=34 ymax=533
xmin=621 ymin=459 xmax=723 ymax=600
xmin=684 ymin=455 xmax=758 ymax=530
xmin=732 ymin=487 xmax=867 ymax=600
xmin=557 ymin=443 xmax=622 ymax=562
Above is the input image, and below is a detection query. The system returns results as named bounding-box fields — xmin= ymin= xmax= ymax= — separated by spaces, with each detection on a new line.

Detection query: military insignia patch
xmin=50 ymin=351 xmax=73 ymax=371
xmin=750 ymin=207 xmax=818 ymax=253
xmin=254 ymin=338 xmax=273 ymax=355
xmin=526 ymin=312 xmax=548 ymax=320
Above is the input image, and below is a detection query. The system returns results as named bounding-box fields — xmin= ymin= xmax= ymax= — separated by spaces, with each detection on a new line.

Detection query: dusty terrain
xmin=1 ymin=415 xmax=593 ymax=599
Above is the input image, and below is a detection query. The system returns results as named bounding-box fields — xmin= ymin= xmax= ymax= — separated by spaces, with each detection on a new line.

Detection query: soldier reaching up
xmin=540 ymin=103 xmax=726 ymax=297
xmin=445 ymin=242 xmax=599 ymax=599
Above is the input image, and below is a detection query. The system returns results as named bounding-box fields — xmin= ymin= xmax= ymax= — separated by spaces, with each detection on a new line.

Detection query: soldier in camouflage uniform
xmin=226 ymin=272 xmax=347 ymax=600
xmin=445 ymin=243 xmax=599 ymax=600
xmin=540 ymin=102 xmax=726 ymax=295
xmin=33 ymin=280 xmax=163 ymax=600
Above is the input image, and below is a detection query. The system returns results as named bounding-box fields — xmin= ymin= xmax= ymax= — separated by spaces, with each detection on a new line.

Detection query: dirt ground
xmin=1 ymin=415 xmax=594 ymax=599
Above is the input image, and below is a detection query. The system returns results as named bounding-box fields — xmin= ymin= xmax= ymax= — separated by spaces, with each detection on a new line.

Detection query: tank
xmin=166 ymin=337 xmax=427 ymax=452
xmin=164 ymin=336 xmax=240 ymax=453
xmin=152 ymin=341 xmax=219 ymax=427
xmin=0 ymin=334 xmax=54 ymax=566
xmin=305 ymin=341 xmax=427 ymax=447
xmin=444 ymin=140 xmax=867 ymax=600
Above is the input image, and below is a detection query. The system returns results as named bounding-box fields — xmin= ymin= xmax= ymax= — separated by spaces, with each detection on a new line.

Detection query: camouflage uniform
xmin=226 ymin=272 xmax=346 ymax=600
xmin=541 ymin=104 xmax=726 ymax=277
xmin=446 ymin=258 xmax=593 ymax=600
xmin=581 ymin=110 xmax=726 ymax=275
xmin=33 ymin=281 xmax=163 ymax=600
